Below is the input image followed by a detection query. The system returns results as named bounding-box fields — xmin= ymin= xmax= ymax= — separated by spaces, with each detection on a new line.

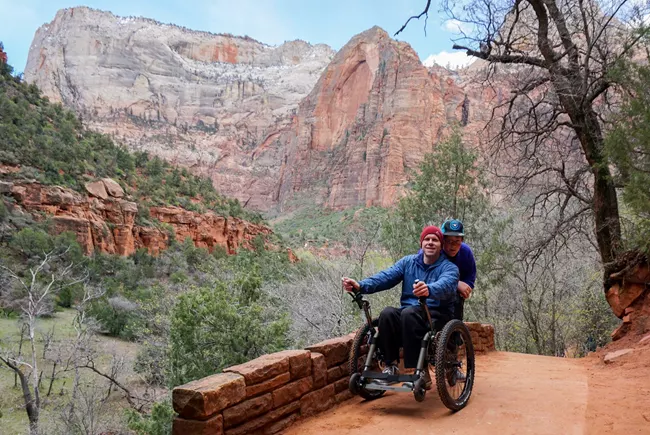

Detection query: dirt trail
xmin=286 ymin=350 xmax=650 ymax=435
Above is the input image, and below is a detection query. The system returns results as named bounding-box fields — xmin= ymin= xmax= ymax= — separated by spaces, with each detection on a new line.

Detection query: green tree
xmin=167 ymin=284 xmax=290 ymax=386
xmin=380 ymin=128 xmax=513 ymax=324
xmin=381 ymin=128 xmax=491 ymax=259
xmin=605 ymin=61 xmax=650 ymax=254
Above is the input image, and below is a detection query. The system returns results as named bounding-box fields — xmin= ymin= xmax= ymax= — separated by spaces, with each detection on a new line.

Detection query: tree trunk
xmin=2 ymin=359 xmax=39 ymax=432
xmin=47 ymin=361 xmax=57 ymax=397
xmin=571 ymin=108 xmax=622 ymax=266
xmin=17 ymin=368 xmax=40 ymax=435
xmin=553 ymin=71 xmax=622 ymax=269
xmin=15 ymin=323 xmax=26 ymax=388
xmin=28 ymin=316 xmax=41 ymax=412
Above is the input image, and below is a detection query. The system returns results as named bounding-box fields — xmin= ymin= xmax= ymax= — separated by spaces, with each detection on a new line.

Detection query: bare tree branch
xmin=395 ymin=0 xmax=432 ymax=36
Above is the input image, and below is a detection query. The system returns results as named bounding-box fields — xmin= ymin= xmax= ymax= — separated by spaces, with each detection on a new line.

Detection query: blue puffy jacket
xmin=358 ymin=252 xmax=459 ymax=314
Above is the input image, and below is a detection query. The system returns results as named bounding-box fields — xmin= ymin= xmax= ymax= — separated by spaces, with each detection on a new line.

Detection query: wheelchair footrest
xmin=361 ymin=371 xmax=420 ymax=383
xmin=364 ymin=382 xmax=414 ymax=392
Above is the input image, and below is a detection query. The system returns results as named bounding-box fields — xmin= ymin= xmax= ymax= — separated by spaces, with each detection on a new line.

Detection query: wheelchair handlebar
xmin=414 ymin=280 xmax=428 ymax=305
xmin=345 ymin=286 xmax=365 ymax=309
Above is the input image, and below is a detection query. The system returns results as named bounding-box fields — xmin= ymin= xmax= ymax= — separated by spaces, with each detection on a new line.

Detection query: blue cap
xmin=441 ymin=219 xmax=464 ymax=237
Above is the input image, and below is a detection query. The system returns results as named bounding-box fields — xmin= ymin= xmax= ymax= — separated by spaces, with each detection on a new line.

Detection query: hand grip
xmin=414 ymin=279 xmax=427 ymax=305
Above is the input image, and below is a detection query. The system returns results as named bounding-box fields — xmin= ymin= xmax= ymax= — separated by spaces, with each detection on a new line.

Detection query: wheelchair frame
xmin=347 ymin=287 xmax=475 ymax=409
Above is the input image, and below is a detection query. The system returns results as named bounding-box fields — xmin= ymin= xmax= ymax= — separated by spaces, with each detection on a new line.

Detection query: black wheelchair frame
xmin=347 ymin=288 xmax=475 ymax=410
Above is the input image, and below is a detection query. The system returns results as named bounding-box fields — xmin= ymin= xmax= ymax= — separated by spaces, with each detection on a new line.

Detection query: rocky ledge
xmin=1 ymin=177 xmax=273 ymax=256
xmin=606 ymin=257 xmax=650 ymax=341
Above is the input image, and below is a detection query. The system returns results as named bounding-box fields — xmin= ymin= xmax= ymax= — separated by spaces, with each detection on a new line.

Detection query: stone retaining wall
xmin=172 ymin=322 xmax=495 ymax=434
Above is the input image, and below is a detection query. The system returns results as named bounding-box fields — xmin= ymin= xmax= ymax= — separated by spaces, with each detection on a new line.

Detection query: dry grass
xmin=0 ymin=309 xmax=144 ymax=434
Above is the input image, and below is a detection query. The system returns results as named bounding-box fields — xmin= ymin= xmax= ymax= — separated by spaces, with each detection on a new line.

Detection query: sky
xmin=0 ymin=0 xmax=475 ymax=74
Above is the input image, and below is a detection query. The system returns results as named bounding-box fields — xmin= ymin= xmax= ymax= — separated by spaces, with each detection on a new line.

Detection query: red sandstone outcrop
xmin=3 ymin=178 xmax=272 ymax=256
xmin=606 ymin=258 xmax=650 ymax=341
xmin=274 ymin=28 xmax=507 ymax=210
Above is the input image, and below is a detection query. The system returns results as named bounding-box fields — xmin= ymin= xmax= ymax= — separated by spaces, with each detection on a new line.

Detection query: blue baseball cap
xmin=441 ymin=219 xmax=464 ymax=237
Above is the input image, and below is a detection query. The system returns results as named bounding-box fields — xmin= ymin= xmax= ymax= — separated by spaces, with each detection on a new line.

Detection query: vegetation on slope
xmin=0 ymin=61 xmax=261 ymax=223
xmin=0 ymin=56 xmax=289 ymax=433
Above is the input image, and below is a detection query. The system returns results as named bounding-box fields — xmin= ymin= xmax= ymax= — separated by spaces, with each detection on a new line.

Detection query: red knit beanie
xmin=420 ymin=225 xmax=443 ymax=244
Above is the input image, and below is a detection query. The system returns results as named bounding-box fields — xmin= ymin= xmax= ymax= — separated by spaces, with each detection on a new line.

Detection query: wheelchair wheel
xmin=434 ymin=319 xmax=475 ymax=411
xmin=349 ymin=318 xmax=386 ymax=400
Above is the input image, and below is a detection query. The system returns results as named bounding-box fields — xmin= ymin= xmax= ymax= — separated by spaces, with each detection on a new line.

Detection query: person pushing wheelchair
xmin=342 ymin=225 xmax=459 ymax=389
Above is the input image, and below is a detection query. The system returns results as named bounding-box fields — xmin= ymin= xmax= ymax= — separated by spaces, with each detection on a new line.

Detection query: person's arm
xmin=358 ymin=257 xmax=407 ymax=294
xmin=457 ymin=246 xmax=477 ymax=299
xmin=426 ymin=261 xmax=459 ymax=301
xmin=464 ymin=247 xmax=477 ymax=289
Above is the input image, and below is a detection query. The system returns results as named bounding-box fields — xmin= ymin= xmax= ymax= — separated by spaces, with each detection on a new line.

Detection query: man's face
xmin=443 ymin=236 xmax=463 ymax=257
xmin=421 ymin=234 xmax=441 ymax=257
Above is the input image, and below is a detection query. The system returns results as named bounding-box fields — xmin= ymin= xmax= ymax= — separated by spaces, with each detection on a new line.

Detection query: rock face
xmin=24 ymin=7 xmax=506 ymax=212
xmin=275 ymin=28 xmax=502 ymax=210
xmin=25 ymin=7 xmax=335 ymax=210
xmin=3 ymin=179 xmax=272 ymax=256
xmin=607 ymin=259 xmax=650 ymax=341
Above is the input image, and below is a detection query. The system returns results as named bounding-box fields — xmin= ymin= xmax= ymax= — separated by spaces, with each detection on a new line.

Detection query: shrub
xmin=126 ymin=399 xmax=174 ymax=435
xmin=167 ymin=284 xmax=290 ymax=386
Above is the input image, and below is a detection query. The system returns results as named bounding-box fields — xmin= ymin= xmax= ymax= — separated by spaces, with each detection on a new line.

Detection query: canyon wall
xmin=24 ymin=7 xmax=507 ymax=212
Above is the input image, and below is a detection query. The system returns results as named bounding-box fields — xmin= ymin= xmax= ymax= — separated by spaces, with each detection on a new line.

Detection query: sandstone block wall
xmin=466 ymin=322 xmax=496 ymax=352
xmin=172 ymin=323 xmax=495 ymax=434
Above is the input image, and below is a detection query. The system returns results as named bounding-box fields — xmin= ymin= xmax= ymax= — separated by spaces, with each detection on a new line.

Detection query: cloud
xmin=422 ymin=51 xmax=475 ymax=70
xmin=443 ymin=19 xmax=473 ymax=34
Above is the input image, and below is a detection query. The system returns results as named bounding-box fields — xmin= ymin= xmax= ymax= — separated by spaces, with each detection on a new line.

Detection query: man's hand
xmin=342 ymin=277 xmax=360 ymax=293
xmin=458 ymin=281 xmax=472 ymax=299
xmin=413 ymin=280 xmax=429 ymax=298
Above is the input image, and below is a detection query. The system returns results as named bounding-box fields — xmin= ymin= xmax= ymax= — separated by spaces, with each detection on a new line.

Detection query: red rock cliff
xmin=24 ymin=10 xmax=508 ymax=212
xmin=1 ymin=178 xmax=272 ymax=256
xmin=273 ymin=27 xmax=447 ymax=210
xmin=271 ymin=28 xmax=507 ymax=211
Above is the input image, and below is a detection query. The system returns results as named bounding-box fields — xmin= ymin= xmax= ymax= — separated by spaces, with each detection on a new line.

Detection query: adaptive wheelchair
xmin=347 ymin=288 xmax=475 ymax=410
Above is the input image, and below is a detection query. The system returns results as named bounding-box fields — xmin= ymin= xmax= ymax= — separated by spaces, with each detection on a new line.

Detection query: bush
xmin=89 ymin=295 xmax=143 ymax=340
xmin=56 ymin=282 xmax=84 ymax=308
xmin=167 ymin=284 xmax=290 ymax=386
xmin=126 ymin=399 xmax=174 ymax=435
xmin=0 ymin=200 xmax=7 ymax=222
xmin=134 ymin=342 xmax=168 ymax=386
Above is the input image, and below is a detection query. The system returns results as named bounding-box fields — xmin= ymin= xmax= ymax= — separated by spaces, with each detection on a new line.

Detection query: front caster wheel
xmin=349 ymin=372 xmax=361 ymax=395
xmin=413 ymin=378 xmax=426 ymax=402
xmin=349 ymin=319 xmax=386 ymax=400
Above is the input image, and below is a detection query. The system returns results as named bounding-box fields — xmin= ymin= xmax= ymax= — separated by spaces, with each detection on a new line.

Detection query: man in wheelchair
xmin=342 ymin=225 xmax=459 ymax=389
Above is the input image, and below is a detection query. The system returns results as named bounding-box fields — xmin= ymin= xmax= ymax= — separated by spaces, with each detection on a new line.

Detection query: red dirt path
xmin=285 ymin=345 xmax=650 ymax=435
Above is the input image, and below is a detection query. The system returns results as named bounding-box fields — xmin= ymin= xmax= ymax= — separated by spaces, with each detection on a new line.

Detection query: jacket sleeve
xmin=464 ymin=248 xmax=477 ymax=289
xmin=359 ymin=257 xmax=407 ymax=294
xmin=427 ymin=261 xmax=459 ymax=301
